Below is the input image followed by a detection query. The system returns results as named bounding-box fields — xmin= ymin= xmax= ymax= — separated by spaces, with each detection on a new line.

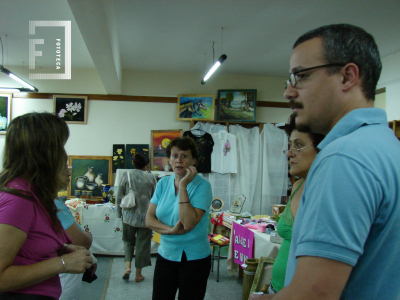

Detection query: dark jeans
xmin=0 ymin=293 xmax=56 ymax=300
xmin=152 ymin=251 xmax=211 ymax=300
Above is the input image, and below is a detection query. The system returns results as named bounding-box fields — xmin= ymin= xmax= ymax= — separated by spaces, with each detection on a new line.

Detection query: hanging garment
xmin=183 ymin=130 xmax=214 ymax=173
xmin=211 ymin=130 xmax=237 ymax=174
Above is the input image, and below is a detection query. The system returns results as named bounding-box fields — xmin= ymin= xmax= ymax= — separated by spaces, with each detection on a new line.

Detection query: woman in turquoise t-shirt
xmin=268 ymin=115 xmax=324 ymax=294
xmin=146 ymin=137 xmax=213 ymax=300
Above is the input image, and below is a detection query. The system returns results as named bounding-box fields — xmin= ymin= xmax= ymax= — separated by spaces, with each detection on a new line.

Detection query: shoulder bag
xmin=120 ymin=172 xmax=136 ymax=208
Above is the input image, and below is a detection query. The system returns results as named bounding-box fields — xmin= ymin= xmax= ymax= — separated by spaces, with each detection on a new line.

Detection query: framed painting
xmin=54 ymin=95 xmax=88 ymax=124
xmin=0 ymin=93 xmax=12 ymax=134
xmin=249 ymin=257 xmax=275 ymax=296
xmin=68 ymin=155 xmax=112 ymax=199
xmin=217 ymin=89 xmax=257 ymax=122
xmin=151 ymin=130 xmax=183 ymax=171
xmin=176 ymin=94 xmax=215 ymax=121
xmin=126 ymin=144 xmax=150 ymax=169
xmin=112 ymin=144 xmax=125 ymax=172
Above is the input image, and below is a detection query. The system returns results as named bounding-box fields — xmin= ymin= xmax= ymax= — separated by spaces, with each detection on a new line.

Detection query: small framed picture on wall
xmin=0 ymin=93 xmax=12 ymax=134
xmin=151 ymin=129 xmax=183 ymax=171
xmin=176 ymin=94 xmax=215 ymax=121
xmin=54 ymin=95 xmax=88 ymax=124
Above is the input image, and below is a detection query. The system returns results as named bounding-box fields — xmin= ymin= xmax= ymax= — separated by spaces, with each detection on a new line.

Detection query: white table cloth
xmin=66 ymin=199 xmax=159 ymax=255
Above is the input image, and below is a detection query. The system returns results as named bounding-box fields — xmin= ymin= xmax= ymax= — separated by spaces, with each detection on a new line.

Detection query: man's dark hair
xmin=133 ymin=152 xmax=150 ymax=169
xmin=285 ymin=114 xmax=325 ymax=150
xmin=294 ymin=24 xmax=381 ymax=100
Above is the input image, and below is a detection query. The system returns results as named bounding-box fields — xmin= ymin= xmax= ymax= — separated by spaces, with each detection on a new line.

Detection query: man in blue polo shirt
xmin=261 ymin=24 xmax=400 ymax=299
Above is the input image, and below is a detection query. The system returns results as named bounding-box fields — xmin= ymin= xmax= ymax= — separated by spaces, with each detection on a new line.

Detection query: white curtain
xmin=258 ymin=124 xmax=288 ymax=215
xmin=229 ymin=124 xmax=261 ymax=214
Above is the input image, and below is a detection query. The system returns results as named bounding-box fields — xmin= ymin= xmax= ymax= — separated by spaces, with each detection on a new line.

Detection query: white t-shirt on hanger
xmin=211 ymin=130 xmax=237 ymax=174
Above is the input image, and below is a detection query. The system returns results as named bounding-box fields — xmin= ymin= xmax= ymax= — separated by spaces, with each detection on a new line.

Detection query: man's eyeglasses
xmin=285 ymin=63 xmax=346 ymax=89
xmin=283 ymin=145 xmax=313 ymax=155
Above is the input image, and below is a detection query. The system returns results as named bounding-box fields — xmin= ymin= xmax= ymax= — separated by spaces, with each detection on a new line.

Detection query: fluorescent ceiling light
xmin=0 ymin=64 xmax=39 ymax=92
xmin=201 ymin=54 xmax=227 ymax=85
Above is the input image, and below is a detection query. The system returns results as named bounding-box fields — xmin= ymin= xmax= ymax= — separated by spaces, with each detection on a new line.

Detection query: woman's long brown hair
xmin=0 ymin=112 xmax=70 ymax=231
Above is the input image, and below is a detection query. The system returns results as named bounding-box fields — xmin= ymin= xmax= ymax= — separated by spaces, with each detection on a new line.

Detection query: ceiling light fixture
xmin=201 ymin=27 xmax=227 ymax=85
xmin=201 ymin=54 xmax=227 ymax=85
xmin=0 ymin=64 xmax=39 ymax=92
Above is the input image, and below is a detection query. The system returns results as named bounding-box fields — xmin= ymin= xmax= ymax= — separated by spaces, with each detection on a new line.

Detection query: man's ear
xmin=341 ymin=63 xmax=359 ymax=91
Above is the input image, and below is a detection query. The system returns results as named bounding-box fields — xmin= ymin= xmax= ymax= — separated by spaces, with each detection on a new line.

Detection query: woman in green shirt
xmin=268 ymin=115 xmax=325 ymax=294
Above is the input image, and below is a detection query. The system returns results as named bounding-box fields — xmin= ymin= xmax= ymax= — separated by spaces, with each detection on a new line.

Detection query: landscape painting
xmin=151 ymin=130 xmax=182 ymax=171
xmin=217 ymin=89 xmax=257 ymax=122
xmin=126 ymin=144 xmax=150 ymax=169
xmin=176 ymin=94 xmax=215 ymax=121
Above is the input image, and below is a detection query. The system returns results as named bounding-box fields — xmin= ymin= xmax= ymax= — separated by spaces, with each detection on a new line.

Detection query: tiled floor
xmin=82 ymin=255 xmax=243 ymax=300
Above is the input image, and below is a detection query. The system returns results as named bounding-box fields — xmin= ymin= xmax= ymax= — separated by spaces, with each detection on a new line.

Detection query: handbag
xmin=120 ymin=172 xmax=136 ymax=208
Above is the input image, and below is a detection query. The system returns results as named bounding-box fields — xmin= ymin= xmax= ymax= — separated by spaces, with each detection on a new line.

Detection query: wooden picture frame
xmin=217 ymin=89 xmax=257 ymax=122
xmin=249 ymin=257 xmax=275 ymax=298
xmin=151 ymin=129 xmax=183 ymax=171
xmin=53 ymin=95 xmax=88 ymax=124
xmin=0 ymin=93 xmax=12 ymax=134
xmin=68 ymin=155 xmax=112 ymax=199
xmin=176 ymin=94 xmax=215 ymax=121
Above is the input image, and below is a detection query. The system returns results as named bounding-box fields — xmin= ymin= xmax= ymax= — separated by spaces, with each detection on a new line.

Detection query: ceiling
xmin=0 ymin=0 xmax=399 ymax=94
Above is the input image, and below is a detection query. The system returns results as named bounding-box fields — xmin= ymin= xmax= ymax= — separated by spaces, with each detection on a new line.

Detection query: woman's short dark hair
xmin=284 ymin=114 xmax=325 ymax=151
xmin=166 ymin=137 xmax=199 ymax=162
xmin=133 ymin=152 xmax=149 ymax=169
xmin=0 ymin=112 xmax=70 ymax=230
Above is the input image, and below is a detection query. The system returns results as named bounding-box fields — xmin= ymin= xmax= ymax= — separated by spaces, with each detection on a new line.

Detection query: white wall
xmin=377 ymin=51 xmax=400 ymax=121
xmin=0 ymin=69 xmax=292 ymax=169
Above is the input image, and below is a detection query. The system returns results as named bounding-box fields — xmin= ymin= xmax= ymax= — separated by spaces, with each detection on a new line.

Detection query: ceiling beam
xmin=67 ymin=0 xmax=121 ymax=94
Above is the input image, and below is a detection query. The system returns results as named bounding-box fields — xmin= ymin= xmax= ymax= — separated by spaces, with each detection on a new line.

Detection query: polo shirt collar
xmin=318 ymin=108 xmax=387 ymax=151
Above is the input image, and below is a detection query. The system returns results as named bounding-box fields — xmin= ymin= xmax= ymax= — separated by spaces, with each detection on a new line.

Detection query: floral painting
xmin=217 ymin=89 xmax=257 ymax=122
xmin=0 ymin=94 xmax=12 ymax=135
xmin=151 ymin=130 xmax=182 ymax=171
xmin=126 ymin=144 xmax=149 ymax=169
xmin=112 ymin=144 xmax=125 ymax=172
xmin=53 ymin=95 xmax=88 ymax=124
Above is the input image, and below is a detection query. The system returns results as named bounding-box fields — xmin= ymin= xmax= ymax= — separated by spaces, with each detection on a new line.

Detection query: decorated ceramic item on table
xmin=75 ymin=176 xmax=88 ymax=189
xmin=95 ymin=173 xmax=103 ymax=187
xmin=74 ymin=190 xmax=81 ymax=198
xmin=84 ymin=167 xmax=95 ymax=182
xmin=102 ymin=184 xmax=111 ymax=203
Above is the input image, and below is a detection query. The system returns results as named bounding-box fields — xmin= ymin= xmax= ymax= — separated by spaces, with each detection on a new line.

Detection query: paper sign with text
xmin=233 ymin=222 xmax=254 ymax=265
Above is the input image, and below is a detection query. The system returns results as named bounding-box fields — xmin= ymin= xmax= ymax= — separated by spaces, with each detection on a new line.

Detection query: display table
xmin=227 ymin=222 xmax=281 ymax=275
xmin=66 ymin=199 xmax=159 ymax=255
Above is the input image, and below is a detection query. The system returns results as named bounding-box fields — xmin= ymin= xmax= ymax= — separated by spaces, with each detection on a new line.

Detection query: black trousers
xmin=152 ymin=252 xmax=211 ymax=300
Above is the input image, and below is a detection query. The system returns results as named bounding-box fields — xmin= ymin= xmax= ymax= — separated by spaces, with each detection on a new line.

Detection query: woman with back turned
xmin=0 ymin=112 xmax=92 ymax=300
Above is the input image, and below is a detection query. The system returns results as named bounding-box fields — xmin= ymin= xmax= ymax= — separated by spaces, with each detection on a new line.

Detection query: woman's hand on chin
xmin=179 ymin=166 xmax=197 ymax=188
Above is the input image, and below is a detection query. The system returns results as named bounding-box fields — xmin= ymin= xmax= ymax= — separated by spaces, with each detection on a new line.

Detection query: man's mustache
xmin=289 ymin=99 xmax=303 ymax=109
